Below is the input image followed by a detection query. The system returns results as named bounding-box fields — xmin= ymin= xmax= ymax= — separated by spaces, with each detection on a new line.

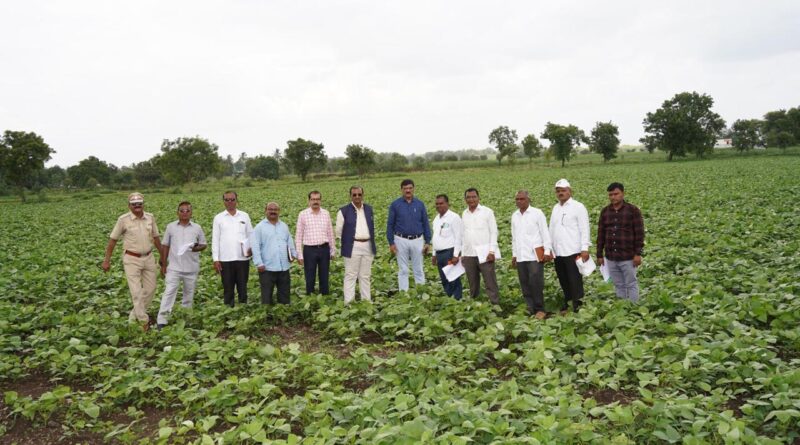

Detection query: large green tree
xmin=540 ymin=123 xmax=588 ymax=167
xmin=158 ymin=136 xmax=223 ymax=184
xmin=345 ymin=144 xmax=377 ymax=178
xmin=640 ymin=91 xmax=726 ymax=161
xmin=246 ymin=155 xmax=280 ymax=180
xmin=762 ymin=109 xmax=796 ymax=150
xmin=589 ymin=122 xmax=621 ymax=162
xmin=730 ymin=119 xmax=763 ymax=153
xmin=0 ymin=130 xmax=55 ymax=200
xmin=67 ymin=156 xmax=118 ymax=188
xmin=520 ymin=134 xmax=543 ymax=163
xmin=488 ymin=126 xmax=519 ymax=164
xmin=284 ymin=138 xmax=327 ymax=181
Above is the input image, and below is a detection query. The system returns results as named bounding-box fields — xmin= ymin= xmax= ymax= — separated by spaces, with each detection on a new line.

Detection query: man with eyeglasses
xmin=387 ymin=179 xmax=432 ymax=292
xmin=102 ymin=192 xmax=164 ymax=331
xmin=212 ymin=191 xmax=253 ymax=307
xmin=156 ymin=201 xmax=207 ymax=329
xmin=431 ymin=194 xmax=463 ymax=300
xmin=335 ymin=186 xmax=376 ymax=304
xmin=549 ymin=179 xmax=591 ymax=314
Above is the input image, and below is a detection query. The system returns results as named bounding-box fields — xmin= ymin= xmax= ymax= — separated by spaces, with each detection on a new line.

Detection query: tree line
xmin=2 ymin=91 xmax=798 ymax=200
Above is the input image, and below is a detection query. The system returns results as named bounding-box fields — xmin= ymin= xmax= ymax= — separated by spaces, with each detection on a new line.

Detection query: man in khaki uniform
xmin=102 ymin=192 xmax=164 ymax=330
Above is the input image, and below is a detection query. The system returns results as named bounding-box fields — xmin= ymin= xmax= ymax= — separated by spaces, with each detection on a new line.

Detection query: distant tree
xmin=640 ymin=91 xmax=726 ymax=161
xmin=67 ymin=156 xmax=118 ymax=188
xmin=787 ymin=106 xmax=800 ymax=142
xmin=377 ymin=152 xmax=408 ymax=172
xmin=412 ymin=156 xmax=428 ymax=170
xmin=221 ymin=155 xmax=235 ymax=177
xmin=246 ymin=155 xmax=280 ymax=180
xmin=284 ymin=138 xmax=327 ymax=181
xmin=540 ymin=122 xmax=588 ymax=167
xmin=589 ymin=122 xmax=621 ymax=162
xmin=41 ymin=165 xmax=66 ymax=188
xmin=0 ymin=130 xmax=55 ymax=200
xmin=345 ymin=144 xmax=377 ymax=178
xmin=158 ymin=136 xmax=223 ymax=184
xmin=444 ymin=154 xmax=458 ymax=162
xmin=730 ymin=119 xmax=763 ymax=153
xmin=233 ymin=152 xmax=248 ymax=176
xmin=132 ymin=156 xmax=163 ymax=187
xmin=765 ymin=130 xmax=794 ymax=151
xmin=521 ymin=134 xmax=543 ymax=163
xmin=488 ymin=126 xmax=519 ymax=164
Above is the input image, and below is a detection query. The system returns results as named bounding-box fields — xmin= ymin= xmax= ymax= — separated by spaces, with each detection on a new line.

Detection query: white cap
xmin=554 ymin=178 xmax=571 ymax=189
xmin=128 ymin=192 xmax=144 ymax=204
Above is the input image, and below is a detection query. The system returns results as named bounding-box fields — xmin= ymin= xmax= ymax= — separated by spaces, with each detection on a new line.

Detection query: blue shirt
xmin=386 ymin=197 xmax=432 ymax=245
xmin=250 ymin=219 xmax=298 ymax=272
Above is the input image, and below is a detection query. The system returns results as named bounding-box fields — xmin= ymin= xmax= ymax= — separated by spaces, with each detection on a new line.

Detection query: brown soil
xmin=583 ymin=387 xmax=638 ymax=405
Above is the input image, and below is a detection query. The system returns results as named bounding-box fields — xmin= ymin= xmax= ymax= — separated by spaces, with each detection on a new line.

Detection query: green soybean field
xmin=1 ymin=154 xmax=799 ymax=444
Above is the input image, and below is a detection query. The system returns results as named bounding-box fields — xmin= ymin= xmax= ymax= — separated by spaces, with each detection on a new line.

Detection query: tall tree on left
xmin=0 ymin=130 xmax=55 ymax=201
xmin=158 ymin=136 xmax=223 ymax=184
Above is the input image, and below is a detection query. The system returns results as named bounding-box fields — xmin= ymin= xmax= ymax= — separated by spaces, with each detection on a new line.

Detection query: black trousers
xmin=554 ymin=255 xmax=584 ymax=311
xmin=220 ymin=260 xmax=249 ymax=306
xmin=303 ymin=244 xmax=330 ymax=295
xmin=517 ymin=261 xmax=544 ymax=314
xmin=258 ymin=270 xmax=291 ymax=305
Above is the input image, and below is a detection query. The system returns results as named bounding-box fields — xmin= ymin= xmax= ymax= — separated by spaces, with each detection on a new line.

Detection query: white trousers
xmin=343 ymin=241 xmax=374 ymax=304
xmin=395 ymin=236 xmax=425 ymax=291
xmin=157 ymin=270 xmax=198 ymax=325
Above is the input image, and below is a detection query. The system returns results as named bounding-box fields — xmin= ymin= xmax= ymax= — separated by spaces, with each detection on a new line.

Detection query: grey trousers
xmin=606 ymin=259 xmax=639 ymax=302
xmin=461 ymin=256 xmax=499 ymax=304
xmin=517 ymin=261 xmax=544 ymax=314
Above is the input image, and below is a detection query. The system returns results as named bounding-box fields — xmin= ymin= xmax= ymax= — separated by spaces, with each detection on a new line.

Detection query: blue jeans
xmin=435 ymin=248 xmax=462 ymax=300
xmin=606 ymin=259 xmax=639 ymax=302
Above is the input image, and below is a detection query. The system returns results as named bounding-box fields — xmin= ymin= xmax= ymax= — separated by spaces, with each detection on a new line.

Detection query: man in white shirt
xmin=460 ymin=188 xmax=500 ymax=304
xmin=549 ymin=179 xmax=591 ymax=314
xmin=335 ymin=186 xmax=376 ymax=304
xmin=511 ymin=190 xmax=553 ymax=319
xmin=430 ymin=194 xmax=463 ymax=300
xmin=212 ymin=191 xmax=253 ymax=307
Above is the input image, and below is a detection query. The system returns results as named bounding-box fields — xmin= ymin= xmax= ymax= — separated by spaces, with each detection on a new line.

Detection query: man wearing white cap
xmin=549 ymin=179 xmax=591 ymax=314
xmin=102 ymin=192 xmax=164 ymax=331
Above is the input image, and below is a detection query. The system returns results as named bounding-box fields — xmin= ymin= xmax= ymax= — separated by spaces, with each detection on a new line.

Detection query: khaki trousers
xmin=122 ymin=254 xmax=158 ymax=322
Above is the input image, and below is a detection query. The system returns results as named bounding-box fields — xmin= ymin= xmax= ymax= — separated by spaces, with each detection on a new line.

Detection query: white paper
xmin=475 ymin=244 xmax=501 ymax=264
xmin=575 ymin=256 xmax=596 ymax=277
xmin=176 ymin=242 xmax=195 ymax=256
xmin=599 ymin=262 xmax=612 ymax=282
xmin=241 ymin=238 xmax=251 ymax=257
xmin=442 ymin=260 xmax=466 ymax=282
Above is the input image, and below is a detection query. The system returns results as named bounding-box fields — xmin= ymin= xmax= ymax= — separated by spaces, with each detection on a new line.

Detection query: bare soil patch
xmin=583 ymin=387 xmax=638 ymax=405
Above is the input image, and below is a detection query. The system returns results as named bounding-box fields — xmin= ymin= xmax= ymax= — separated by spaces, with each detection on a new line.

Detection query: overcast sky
xmin=1 ymin=1 xmax=798 ymax=167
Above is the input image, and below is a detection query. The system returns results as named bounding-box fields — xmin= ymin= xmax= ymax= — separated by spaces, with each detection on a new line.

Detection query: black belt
xmin=304 ymin=243 xmax=329 ymax=248
xmin=125 ymin=250 xmax=152 ymax=257
xmin=394 ymin=233 xmax=423 ymax=240
xmin=435 ymin=248 xmax=455 ymax=253
xmin=354 ymin=238 xmax=371 ymax=242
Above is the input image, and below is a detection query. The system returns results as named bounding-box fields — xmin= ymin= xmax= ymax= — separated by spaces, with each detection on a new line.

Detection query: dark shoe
xmin=157 ymin=324 xmax=166 ymax=331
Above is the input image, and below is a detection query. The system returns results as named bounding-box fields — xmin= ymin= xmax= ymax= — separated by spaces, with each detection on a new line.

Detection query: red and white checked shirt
xmin=295 ymin=207 xmax=335 ymax=259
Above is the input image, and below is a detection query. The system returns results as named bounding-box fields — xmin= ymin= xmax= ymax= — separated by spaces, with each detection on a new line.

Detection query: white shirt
xmin=461 ymin=204 xmax=498 ymax=257
xmin=511 ymin=207 xmax=552 ymax=262
xmin=549 ymin=198 xmax=590 ymax=257
xmin=212 ymin=209 xmax=253 ymax=262
xmin=431 ymin=210 xmax=463 ymax=256
xmin=335 ymin=204 xmax=370 ymax=240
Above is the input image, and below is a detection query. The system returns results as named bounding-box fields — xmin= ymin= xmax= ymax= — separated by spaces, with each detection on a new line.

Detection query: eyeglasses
xmin=223 ymin=198 xmax=237 ymax=202
xmin=179 ymin=209 xmax=192 ymax=213
xmin=131 ymin=203 xmax=143 ymax=207
xmin=351 ymin=193 xmax=362 ymax=197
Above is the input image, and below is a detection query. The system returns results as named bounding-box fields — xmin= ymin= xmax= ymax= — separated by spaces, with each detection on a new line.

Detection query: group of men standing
xmin=102 ymin=177 xmax=644 ymax=331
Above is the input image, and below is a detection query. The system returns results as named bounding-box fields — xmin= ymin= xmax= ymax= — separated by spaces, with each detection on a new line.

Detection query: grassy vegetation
xmin=1 ymin=153 xmax=799 ymax=443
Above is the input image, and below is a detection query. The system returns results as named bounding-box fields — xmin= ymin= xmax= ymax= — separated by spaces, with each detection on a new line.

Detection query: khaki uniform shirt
xmin=109 ymin=212 xmax=160 ymax=254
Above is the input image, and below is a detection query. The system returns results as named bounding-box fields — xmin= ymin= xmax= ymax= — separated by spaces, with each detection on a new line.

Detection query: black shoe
xmin=157 ymin=324 xmax=166 ymax=331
